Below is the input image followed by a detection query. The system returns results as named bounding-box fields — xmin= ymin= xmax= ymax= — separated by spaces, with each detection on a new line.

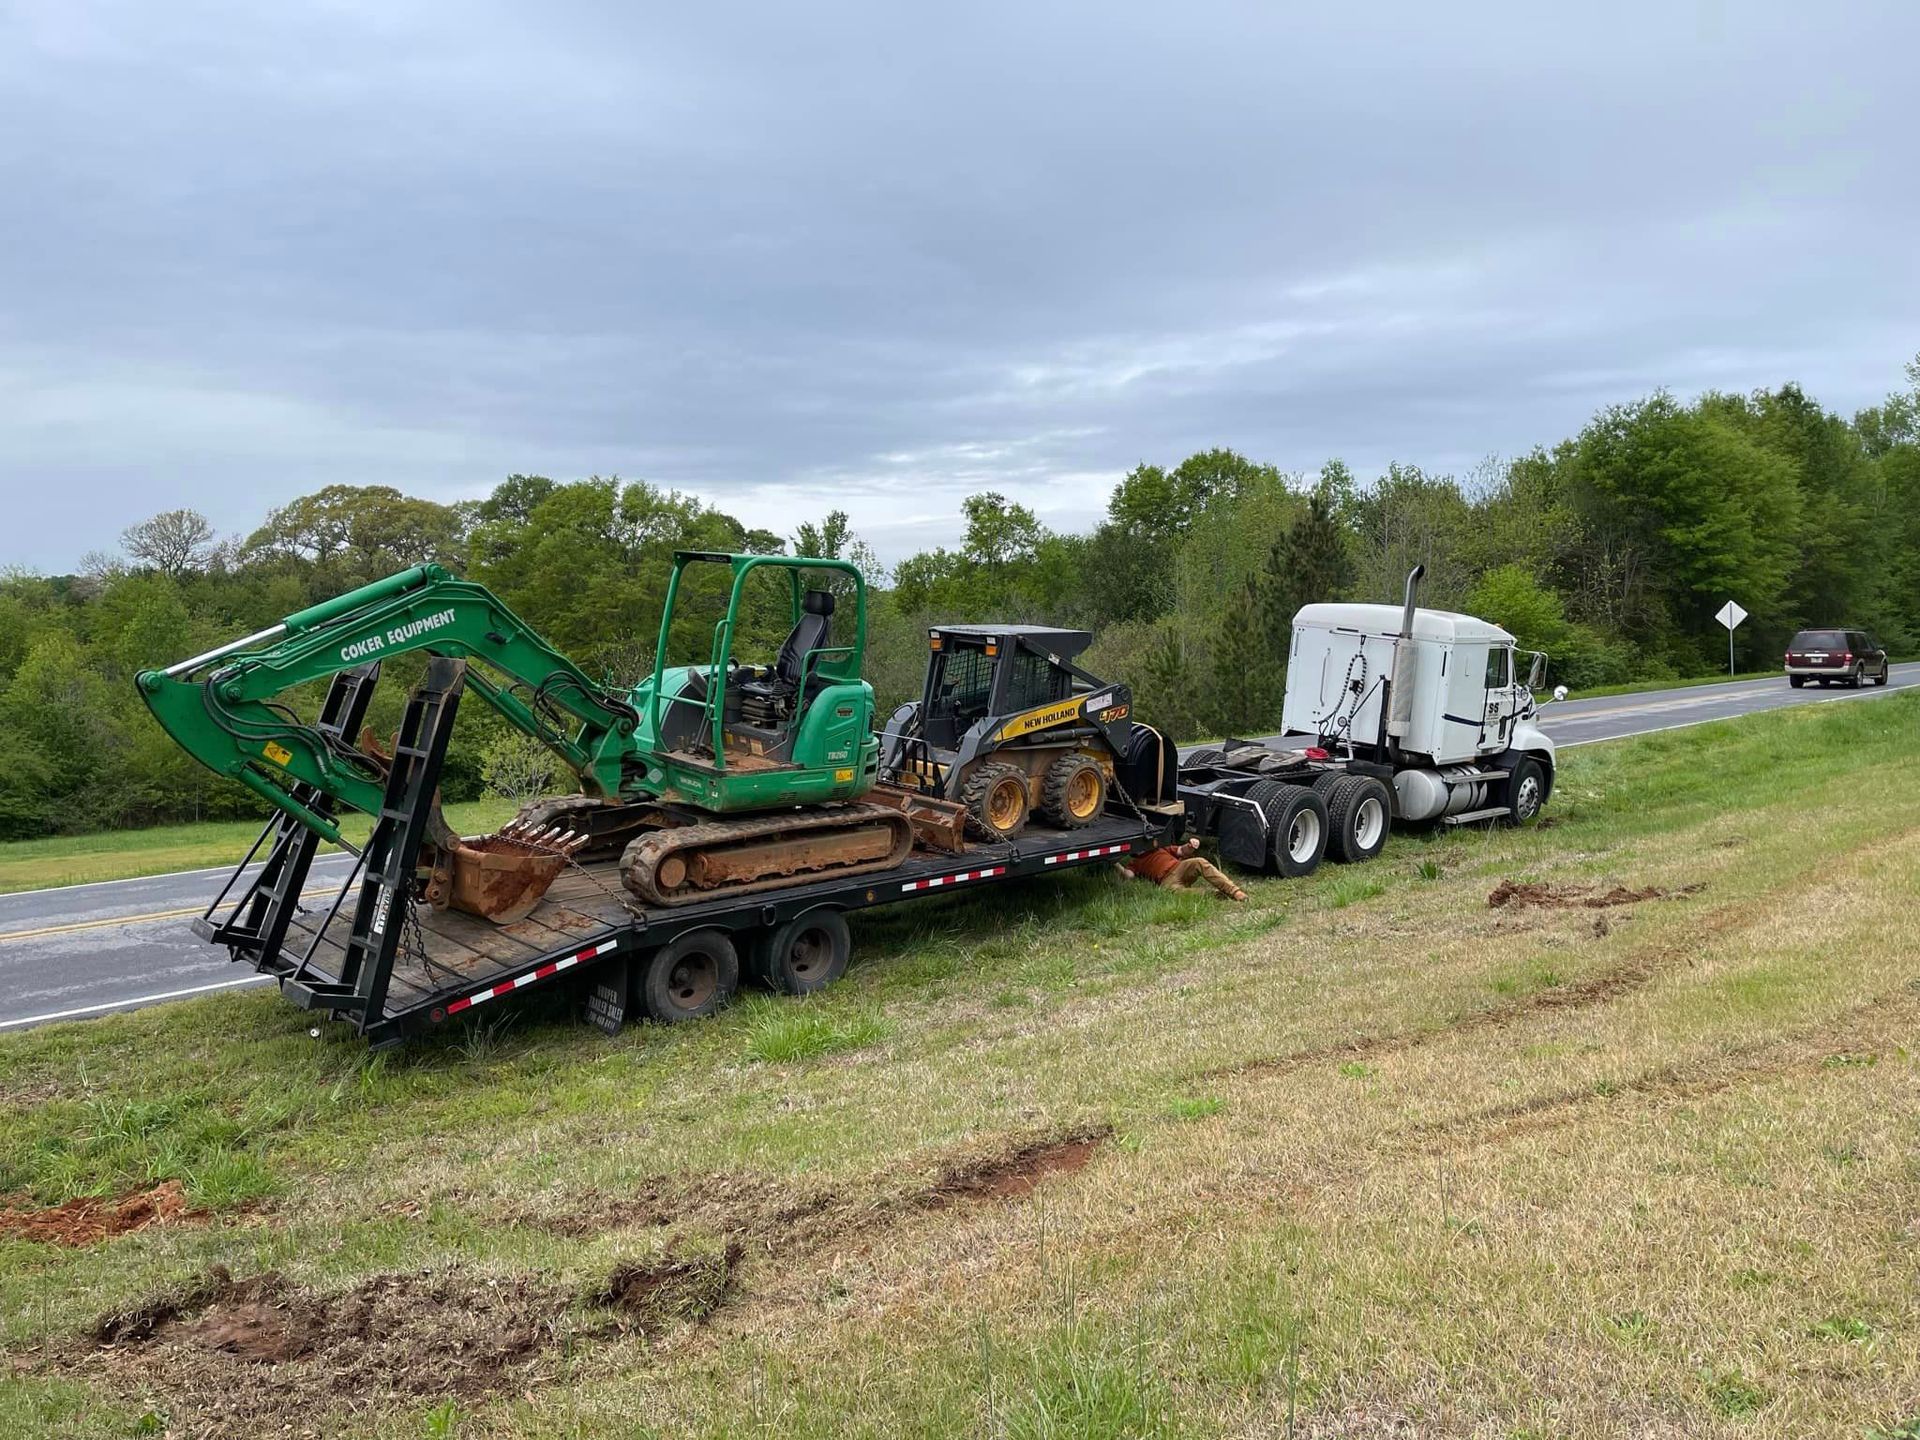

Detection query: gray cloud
xmin=2 ymin=0 xmax=1916 ymax=569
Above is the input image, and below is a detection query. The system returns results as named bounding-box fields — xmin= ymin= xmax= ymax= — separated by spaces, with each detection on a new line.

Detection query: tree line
xmin=3 ymin=360 xmax=1916 ymax=839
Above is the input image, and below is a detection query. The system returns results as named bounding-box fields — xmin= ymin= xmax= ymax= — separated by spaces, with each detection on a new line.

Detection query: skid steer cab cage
xmin=192 ymin=673 xmax=1182 ymax=1048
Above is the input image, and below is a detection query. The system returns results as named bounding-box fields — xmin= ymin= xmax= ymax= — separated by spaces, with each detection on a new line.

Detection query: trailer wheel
xmin=1039 ymin=754 xmax=1106 ymax=828
xmin=763 ymin=907 xmax=851 ymax=996
xmin=962 ymin=761 xmax=1030 ymax=839
xmin=1327 ymin=776 xmax=1392 ymax=863
xmin=1309 ymin=770 xmax=1345 ymax=797
xmin=1247 ymin=781 xmax=1327 ymax=878
xmin=1504 ymin=757 xmax=1547 ymax=827
xmin=641 ymin=929 xmax=739 ymax=1023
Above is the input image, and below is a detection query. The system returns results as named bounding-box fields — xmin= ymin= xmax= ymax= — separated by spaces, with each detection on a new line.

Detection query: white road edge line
xmin=0 ymin=974 xmax=273 ymax=1030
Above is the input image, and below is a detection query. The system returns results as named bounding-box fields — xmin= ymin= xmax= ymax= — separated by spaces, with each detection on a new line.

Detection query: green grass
xmin=2 ymin=692 xmax=1918 ymax=1437
xmin=0 ymin=797 xmax=521 ymax=895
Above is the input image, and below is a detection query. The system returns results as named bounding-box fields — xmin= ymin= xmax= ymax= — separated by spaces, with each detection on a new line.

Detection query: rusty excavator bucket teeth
xmin=424 ymin=809 xmax=589 ymax=926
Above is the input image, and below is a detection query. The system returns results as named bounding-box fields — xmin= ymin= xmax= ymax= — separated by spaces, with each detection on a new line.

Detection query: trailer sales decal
xmin=339 ymin=607 xmax=457 ymax=663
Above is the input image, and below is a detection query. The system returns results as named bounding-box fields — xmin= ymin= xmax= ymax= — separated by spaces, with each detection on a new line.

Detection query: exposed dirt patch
xmin=921 ymin=1127 xmax=1111 ymax=1206
xmin=68 ymin=1251 xmax=744 ymax=1434
xmin=598 ymin=1241 xmax=743 ymax=1331
xmin=0 ymin=1180 xmax=201 ymax=1247
xmin=1487 ymin=879 xmax=1704 ymax=910
xmin=82 ymin=1266 xmax=567 ymax=1410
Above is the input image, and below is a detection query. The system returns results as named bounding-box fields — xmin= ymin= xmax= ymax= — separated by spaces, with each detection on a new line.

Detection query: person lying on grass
xmin=1115 ymin=838 xmax=1247 ymax=901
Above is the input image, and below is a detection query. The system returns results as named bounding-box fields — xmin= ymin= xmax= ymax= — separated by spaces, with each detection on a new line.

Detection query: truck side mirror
xmin=1526 ymin=652 xmax=1546 ymax=690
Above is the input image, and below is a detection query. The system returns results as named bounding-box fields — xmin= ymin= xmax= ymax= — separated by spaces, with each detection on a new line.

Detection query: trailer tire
xmin=1247 ymin=780 xmax=1327 ymax=878
xmin=1504 ymin=757 xmax=1547 ymax=827
xmin=1039 ymin=754 xmax=1106 ymax=828
xmin=762 ymin=907 xmax=851 ymax=996
xmin=1327 ymin=776 xmax=1392 ymax=863
xmin=642 ymin=929 xmax=738 ymax=1024
xmin=962 ymin=761 xmax=1030 ymax=839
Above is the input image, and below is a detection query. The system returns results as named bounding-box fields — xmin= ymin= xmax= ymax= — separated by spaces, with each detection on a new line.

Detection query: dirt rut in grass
xmin=0 ymin=1180 xmax=201 ymax=1246
xmin=1487 ymin=879 xmax=1705 ymax=910
xmin=74 ymin=1247 xmax=742 ymax=1433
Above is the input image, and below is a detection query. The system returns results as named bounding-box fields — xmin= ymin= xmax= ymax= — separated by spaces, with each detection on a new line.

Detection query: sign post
xmin=1714 ymin=600 xmax=1748 ymax=676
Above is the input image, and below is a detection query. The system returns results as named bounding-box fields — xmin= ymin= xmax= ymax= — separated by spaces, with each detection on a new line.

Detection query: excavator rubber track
xmin=620 ymin=803 xmax=915 ymax=907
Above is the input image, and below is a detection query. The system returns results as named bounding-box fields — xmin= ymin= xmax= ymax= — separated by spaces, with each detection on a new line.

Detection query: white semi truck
xmin=1181 ymin=567 xmax=1556 ymax=876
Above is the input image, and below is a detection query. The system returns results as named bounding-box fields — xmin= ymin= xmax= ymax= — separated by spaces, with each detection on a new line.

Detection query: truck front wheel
xmin=1505 ymin=757 xmax=1546 ymax=827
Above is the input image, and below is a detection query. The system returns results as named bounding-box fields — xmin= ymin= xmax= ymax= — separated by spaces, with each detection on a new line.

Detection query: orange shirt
xmin=1127 ymin=847 xmax=1180 ymax=883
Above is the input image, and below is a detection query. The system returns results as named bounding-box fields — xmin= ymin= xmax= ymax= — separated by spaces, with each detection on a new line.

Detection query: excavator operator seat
xmin=739 ymin=589 xmax=833 ymax=726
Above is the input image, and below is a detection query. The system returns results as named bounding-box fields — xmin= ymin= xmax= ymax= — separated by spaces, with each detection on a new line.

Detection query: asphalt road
xmin=3 ymin=662 xmax=1915 ymax=1032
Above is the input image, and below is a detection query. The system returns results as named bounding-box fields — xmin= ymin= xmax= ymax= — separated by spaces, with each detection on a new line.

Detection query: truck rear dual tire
xmin=1325 ymin=775 xmax=1393 ymax=864
xmin=1244 ymin=780 xmax=1328 ymax=878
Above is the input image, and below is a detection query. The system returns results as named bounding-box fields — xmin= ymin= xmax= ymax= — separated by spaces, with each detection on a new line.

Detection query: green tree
xmin=1207 ymin=582 xmax=1279 ymax=736
xmin=1257 ymin=486 xmax=1354 ymax=649
xmin=121 ymin=508 xmax=215 ymax=579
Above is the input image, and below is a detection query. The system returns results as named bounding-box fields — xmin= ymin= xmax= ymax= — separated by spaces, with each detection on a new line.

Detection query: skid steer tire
xmin=962 ymin=761 xmax=1030 ymax=840
xmin=761 ymin=907 xmax=851 ymax=996
xmin=642 ymin=929 xmax=738 ymax=1024
xmin=1249 ymin=781 xmax=1327 ymax=879
xmin=1039 ymin=754 xmax=1106 ymax=829
xmin=1326 ymin=776 xmax=1392 ymax=864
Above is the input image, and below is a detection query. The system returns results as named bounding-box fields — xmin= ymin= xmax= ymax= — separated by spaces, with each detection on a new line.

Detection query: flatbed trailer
xmin=195 ymin=802 xmax=1183 ymax=1049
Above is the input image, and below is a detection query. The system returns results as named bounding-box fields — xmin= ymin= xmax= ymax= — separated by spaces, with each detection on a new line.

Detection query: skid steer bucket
xmin=866 ymin=782 xmax=969 ymax=853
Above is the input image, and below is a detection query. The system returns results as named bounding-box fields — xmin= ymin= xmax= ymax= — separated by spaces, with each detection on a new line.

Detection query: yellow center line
xmin=0 ymin=906 xmax=205 ymax=943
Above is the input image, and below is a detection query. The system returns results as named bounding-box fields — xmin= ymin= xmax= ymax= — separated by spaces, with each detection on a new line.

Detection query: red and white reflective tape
xmin=445 ymin=938 xmax=619 ymax=1015
xmin=1042 ymin=842 xmax=1133 ymax=866
xmin=900 ymin=865 xmax=1008 ymax=894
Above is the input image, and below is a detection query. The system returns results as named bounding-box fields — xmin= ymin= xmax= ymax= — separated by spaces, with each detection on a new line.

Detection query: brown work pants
xmin=1157 ymin=856 xmax=1242 ymax=898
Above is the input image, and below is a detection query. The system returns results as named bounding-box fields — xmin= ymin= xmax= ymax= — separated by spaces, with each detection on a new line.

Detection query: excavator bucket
xmin=424 ymin=816 xmax=588 ymax=926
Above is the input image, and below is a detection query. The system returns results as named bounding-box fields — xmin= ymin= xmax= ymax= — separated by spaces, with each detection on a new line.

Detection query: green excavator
xmin=136 ymin=551 xmax=931 ymax=922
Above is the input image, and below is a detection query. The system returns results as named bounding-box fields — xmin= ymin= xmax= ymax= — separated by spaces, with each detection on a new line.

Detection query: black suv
xmin=1784 ymin=629 xmax=1889 ymax=688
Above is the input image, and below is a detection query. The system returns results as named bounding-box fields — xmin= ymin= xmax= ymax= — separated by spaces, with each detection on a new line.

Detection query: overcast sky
xmin=2 ymin=1 xmax=1916 ymax=572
